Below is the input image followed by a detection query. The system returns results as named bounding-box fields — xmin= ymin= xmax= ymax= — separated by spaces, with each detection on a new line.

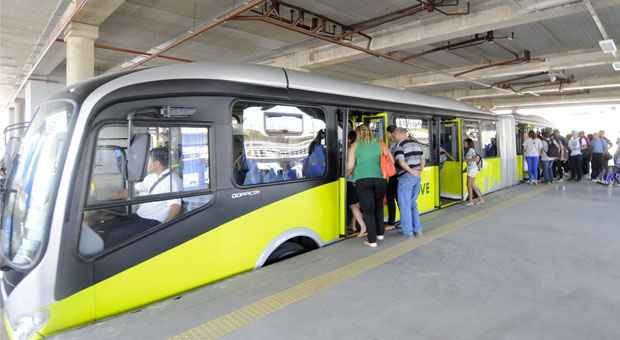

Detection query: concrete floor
xmin=8 ymin=181 xmax=620 ymax=340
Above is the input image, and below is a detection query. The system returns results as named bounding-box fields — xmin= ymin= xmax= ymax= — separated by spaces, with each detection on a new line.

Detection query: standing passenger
xmin=391 ymin=127 xmax=425 ymax=237
xmin=599 ymin=130 xmax=613 ymax=182
xmin=523 ymin=131 xmax=543 ymax=184
xmin=385 ymin=125 xmax=399 ymax=229
xmin=590 ymin=132 xmax=604 ymax=181
xmin=464 ymin=138 xmax=485 ymax=206
xmin=568 ymin=131 xmax=583 ymax=181
xmin=553 ymin=129 xmax=568 ymax=181
xmin=347 ymin=125 xmax=391 ymax=247
xmin=579 ymin=131 xmax=591 ymax=177
xmin=346 ymin=131 xmax=367 ymax=237
xmin=541 ymin=131 xmax=557 ymax=184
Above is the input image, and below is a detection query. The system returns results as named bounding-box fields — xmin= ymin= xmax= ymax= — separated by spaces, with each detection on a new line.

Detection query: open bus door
xmin=439 ymin=118 xmax=464 ymax=207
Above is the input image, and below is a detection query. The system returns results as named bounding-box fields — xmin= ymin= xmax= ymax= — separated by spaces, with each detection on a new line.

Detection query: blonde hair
xmin=355 ymin=124 xmax=374 ymax=144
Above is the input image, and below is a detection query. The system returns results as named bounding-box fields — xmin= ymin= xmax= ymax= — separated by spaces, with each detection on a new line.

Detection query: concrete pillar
xmin=64 ymin=22 xmax=99 ymax=86
xmin=24 ymin=80 xmax=65 ymax=122
xmin=13 ymin=99 xmax=25 ymax=126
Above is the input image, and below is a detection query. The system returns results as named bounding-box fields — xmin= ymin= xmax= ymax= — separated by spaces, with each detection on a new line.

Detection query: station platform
xmin=14 ymin=181 xmax=620 ymax=340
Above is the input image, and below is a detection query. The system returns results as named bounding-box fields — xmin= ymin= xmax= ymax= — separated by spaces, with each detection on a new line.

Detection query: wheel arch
xmin=254 ymin=227 xmax=323 ymax=269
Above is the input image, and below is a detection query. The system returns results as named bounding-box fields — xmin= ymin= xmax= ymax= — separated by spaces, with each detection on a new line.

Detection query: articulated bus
xmin=2 ymin=63 xmax=524 ymax=339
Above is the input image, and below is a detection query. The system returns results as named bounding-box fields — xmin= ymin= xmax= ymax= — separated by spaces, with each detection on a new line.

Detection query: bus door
xmin=361 ymin=112 xmax=389 ymax=144
xmin=439 ymin=118 xmax=463 ymax=207
xmin=516 ymin=123 xmax=527 ymax=181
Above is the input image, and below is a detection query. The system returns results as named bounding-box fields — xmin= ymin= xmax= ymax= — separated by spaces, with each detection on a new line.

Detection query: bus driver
xmin=90 ymin=147 xmax=183 ymax=249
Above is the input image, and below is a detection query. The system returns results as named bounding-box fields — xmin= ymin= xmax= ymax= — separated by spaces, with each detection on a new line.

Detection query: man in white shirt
xmin=568 ymin=131 xmax=583 ymax=181
xmin=133 ymin=147 xmax=182 ymax=223
xmin=102 ymin=147 xmax=183 ymax=248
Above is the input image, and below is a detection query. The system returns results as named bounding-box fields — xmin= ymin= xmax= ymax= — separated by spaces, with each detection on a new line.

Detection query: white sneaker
xmin=364 ymin=242 xmax=378 ymax=248
xmin=377 ymin=235 xmax=384 ymax=241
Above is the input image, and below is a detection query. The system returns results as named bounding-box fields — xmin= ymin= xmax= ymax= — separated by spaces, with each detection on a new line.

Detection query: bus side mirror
xmin=127 ymin=133 xmax=150 ymax=182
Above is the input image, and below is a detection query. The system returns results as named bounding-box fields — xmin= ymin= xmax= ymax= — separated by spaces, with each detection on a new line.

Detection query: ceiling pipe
xmin=123 ymin=0 xmax=266 ymax=70
xmin=523 ymin=0 xmax=583 ymax=12
xmin=54 ymin=38 xmax=194 ymax=63
xmin=4 ymin=0 xmax=90 ymax=110
xmin=231 ymin=14 xmax=523 ymax=97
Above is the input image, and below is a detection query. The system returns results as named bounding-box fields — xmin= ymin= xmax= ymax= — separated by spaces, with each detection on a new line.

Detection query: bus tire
xmin=264 ymin=237 xmax=316 ymax=266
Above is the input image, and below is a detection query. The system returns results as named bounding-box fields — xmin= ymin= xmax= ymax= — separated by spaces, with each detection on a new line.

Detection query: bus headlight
xmin=12 ymin=311 xmax=48 ymax=340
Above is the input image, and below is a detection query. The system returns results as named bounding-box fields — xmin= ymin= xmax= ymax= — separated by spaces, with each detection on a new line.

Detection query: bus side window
xmin=232 ymin=101 xmax=326 ymax=186
xmin=481 ymin=121 xmax=498 ymax=158
xmin=79 ymin=124 xmax=213 ymax=256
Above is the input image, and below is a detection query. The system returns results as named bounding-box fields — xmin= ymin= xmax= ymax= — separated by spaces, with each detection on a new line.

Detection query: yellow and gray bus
xmin=2 ymin=63 xmax=525 ymax=339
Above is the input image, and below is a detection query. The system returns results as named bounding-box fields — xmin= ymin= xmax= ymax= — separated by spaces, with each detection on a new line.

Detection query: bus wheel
xmin=264 ymin=237 xmax=317 ymax=266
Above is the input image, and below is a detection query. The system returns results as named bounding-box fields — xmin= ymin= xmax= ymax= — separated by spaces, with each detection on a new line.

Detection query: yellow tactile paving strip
xmin=171 ymin=187 xmax=548 ymax=340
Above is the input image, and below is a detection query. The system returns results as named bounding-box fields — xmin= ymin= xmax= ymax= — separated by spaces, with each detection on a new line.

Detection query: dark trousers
xmin=582 ymin=151 xmax=591 ymax=176
xmin=553 ymin=159 xmax=564 ymax=179
xmin=591 ymin=153 xmax=603 ymax=179
xmin=356 ymin=178 xmax=387 ymax=244
xmin=97 ymin=214 xmax=160 ymax=248
xmin=569 ymin=155 xmax=583 ymax=180
xmin=386 ymin=175 xmax=398 ymax=225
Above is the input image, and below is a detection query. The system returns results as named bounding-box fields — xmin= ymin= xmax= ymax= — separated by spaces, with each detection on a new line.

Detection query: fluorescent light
xmin=613 ymin=61 xmax=620 ymax=71
xmin=599 ymin=39 xmax=617 ymax=54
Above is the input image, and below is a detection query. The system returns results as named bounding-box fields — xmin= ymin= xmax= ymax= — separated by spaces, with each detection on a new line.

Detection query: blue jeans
xmin=542 ymin=160 xmax=553 ymax=182
xmin=525 ymin=156 xmax=540 ymax=181
xmin=397 ymin=173 xmax=421 ymax=236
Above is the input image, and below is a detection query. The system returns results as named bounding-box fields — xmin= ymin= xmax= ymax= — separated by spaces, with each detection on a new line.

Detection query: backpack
xmin=547 ymin=139 xmax=560 ymax=158
xmin=303 ymin=143 xmax=326 ymax=177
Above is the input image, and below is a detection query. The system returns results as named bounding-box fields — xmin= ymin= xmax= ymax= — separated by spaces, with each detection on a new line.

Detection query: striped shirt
xmin=394 ymin=139 xmax=423 ymax=175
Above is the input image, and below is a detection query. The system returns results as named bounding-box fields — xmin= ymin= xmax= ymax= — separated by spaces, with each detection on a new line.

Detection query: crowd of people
xmin=346 ymin=125 xmax=426 ymax=248
xmin=522 ymin=129 xmax=620 ymax=186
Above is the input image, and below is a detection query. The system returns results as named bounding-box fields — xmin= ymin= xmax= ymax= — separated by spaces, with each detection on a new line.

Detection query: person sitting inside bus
xmin=303 ymin=129 xmax=326 ymax=178
xmin=98 ymin=147 xmax=182 ymax=248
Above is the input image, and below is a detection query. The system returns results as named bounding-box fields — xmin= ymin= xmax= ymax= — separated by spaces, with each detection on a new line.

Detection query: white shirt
xmin=523 ymin=138 xmax=543 ymax=157
xmin=568 ymin=138 xmax=582 ymax=156
xmin=135 ymin=169 xmax=182 ymax=222
xmin=465 ymin=148 xmax=478 ymax=171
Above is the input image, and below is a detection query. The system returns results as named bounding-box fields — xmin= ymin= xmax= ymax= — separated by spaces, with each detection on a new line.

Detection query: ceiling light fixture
xmin=612 ymin=61 xmax=620 ymax=71
xmin=599 ymin=39 xmax=617 ymax=55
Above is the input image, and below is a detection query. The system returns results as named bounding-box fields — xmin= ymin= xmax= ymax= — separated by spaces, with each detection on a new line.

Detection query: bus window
xmin=481 ymin=121 xmax=498 ymax=158
xmin=395 ymin=117 xmax=431 ymax=163
xmin=232 ymin=101 xmax=326 ymax=186
xmin=463 ymin=120 xmax=481 ymax=153
xmin=80 ymin=124 xmax=213 ymax=256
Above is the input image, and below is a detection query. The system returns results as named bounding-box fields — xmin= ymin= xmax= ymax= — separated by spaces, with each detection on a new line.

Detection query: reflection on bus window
xmin=395 ymin=117 xmax=431 ymax=162
xmin=232 ymin=102 xmax=326 ymax=186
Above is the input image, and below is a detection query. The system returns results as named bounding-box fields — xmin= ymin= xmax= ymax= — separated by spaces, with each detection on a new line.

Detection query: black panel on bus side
xmin=55 ymin=79 xmax=338 ymax=299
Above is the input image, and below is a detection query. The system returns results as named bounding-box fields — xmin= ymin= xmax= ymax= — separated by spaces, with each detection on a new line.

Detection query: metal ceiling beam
xmin=231 ymin=8 xmax=520 ymax=96
xmin=120 ymin=0 xmax=266 ymax=70
xmin=257 ymin=0 xmax=619 ymax=70
xmin=489 ymin=89 xmax=620 ymax=109
xmin=583 ymin=0 xmax=610 ymax=40
xmin=430 ymin=74 xmax=620 ymax=100
xmin=370 ymin=49 xmax=617 ymax=89
xmin=3 ymin=0 xmax=87 ymax=111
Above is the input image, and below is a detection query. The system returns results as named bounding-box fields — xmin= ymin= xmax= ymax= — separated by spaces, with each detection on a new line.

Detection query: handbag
xmin=380 ymin=143 xmax=396 ymax=179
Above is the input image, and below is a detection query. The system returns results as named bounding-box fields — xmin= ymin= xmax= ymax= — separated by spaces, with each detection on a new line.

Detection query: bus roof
xmin=74 ymin=62 xmax=493 ymax=118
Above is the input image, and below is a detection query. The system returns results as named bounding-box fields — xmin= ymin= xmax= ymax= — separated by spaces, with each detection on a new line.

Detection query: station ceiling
xmin=1 ymin=0 xmax=620 ymax=111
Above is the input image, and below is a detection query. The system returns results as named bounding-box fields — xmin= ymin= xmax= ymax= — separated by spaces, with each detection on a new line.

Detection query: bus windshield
xmin=1 ymin=100 xmax=73 ymax=267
